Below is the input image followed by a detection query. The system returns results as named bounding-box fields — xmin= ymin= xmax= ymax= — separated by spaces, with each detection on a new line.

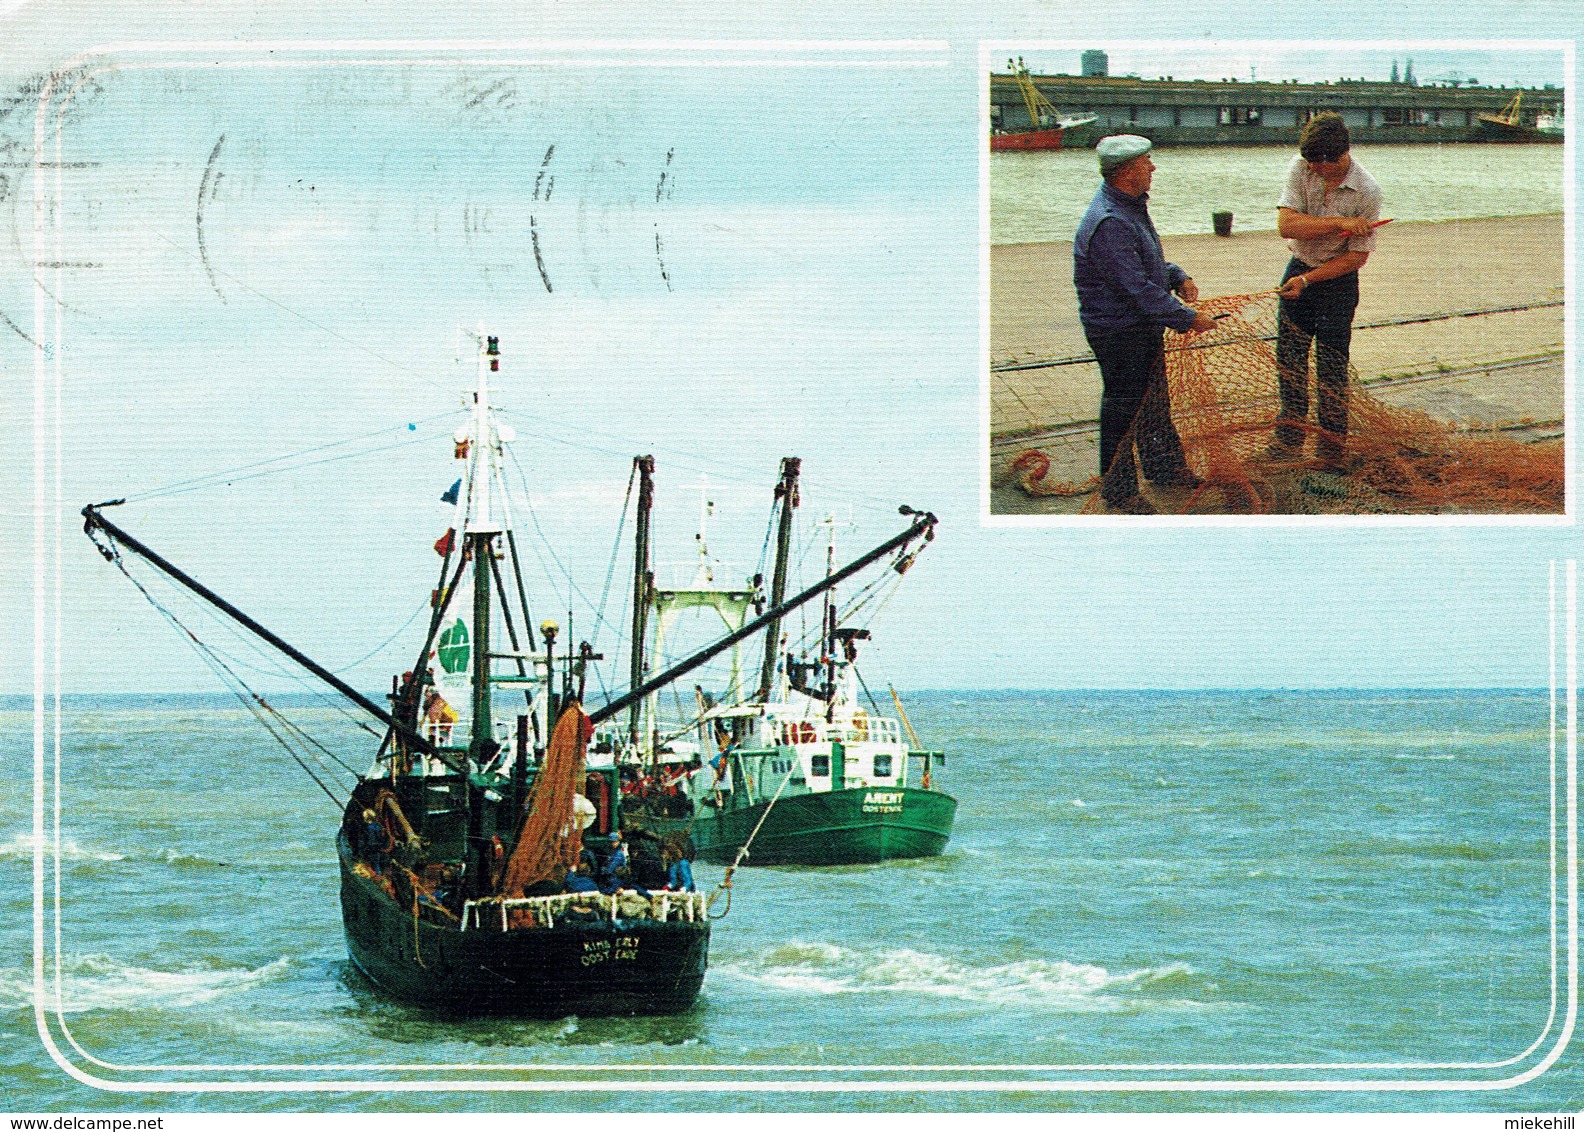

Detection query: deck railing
xmin=774 ymin=716 xmax=901 ymax=747
xmin=461 ymin=889 xmax=706 ymax=932
xmin=826 ymin=717 xmax=900 ymax=745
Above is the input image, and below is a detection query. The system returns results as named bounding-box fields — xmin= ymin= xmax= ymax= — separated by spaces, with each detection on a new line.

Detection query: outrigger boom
xmin=588 ymin=507 xmax=935 ymax=727
xmin=81 ymin=499 xmax=453 ymax=768
xmin=81 ymin=499 xmax=936 ymax=745
xmin=82 ymin=326 xmax=941 ymax=1018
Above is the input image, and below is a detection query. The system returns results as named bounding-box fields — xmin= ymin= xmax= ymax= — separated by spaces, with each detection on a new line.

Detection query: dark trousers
xmin=1275 ymin=257 xmax=1359 ymax=458
xmin=1086 ymin=323 xmax=1192 ymax=500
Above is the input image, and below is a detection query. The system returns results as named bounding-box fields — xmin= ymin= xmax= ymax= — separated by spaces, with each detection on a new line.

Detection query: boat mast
xmin=821 ymin=514 xmax=838 ymax=720
xmin=467 ymin=330 xmax=503 ymax=769
xmin=755 ymin=457 xmax=800 ymax=703
xmin=628 ymin=455 xmax=655 ymax=747
xmin=1011 ymin=57 xmax=1058 ymax=129
xmin=590 ymin=508 xmax=935 ymax=727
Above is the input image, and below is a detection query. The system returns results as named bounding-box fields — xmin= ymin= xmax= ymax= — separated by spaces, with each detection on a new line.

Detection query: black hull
xmin=338 ymin=844 xmax=709 ymax=1017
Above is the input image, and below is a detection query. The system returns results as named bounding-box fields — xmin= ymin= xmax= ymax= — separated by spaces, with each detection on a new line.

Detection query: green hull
xmin=688 ymin=786 xmax=956 ymax=866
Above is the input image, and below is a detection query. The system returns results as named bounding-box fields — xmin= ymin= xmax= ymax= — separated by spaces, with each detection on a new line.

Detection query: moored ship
xmin=991 ymin=57 xmax=1097 ymax=151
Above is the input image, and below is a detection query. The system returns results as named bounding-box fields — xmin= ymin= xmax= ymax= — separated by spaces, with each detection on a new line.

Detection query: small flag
xmin=434 ymin=529 xmax=455 ymax=557
xmin=441 ymin=479 xmax=461 ymax=505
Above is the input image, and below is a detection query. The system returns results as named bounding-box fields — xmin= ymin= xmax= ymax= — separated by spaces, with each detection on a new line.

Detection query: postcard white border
xmin=30 ymin=38 xmax=1579 ymax=1093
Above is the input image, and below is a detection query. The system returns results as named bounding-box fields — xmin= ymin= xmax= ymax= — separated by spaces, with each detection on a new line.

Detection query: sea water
xmin=990 ymin=143 xmax=1567 ymax=244
xmin=3 ymin=688 xmax=1576 ymax=1113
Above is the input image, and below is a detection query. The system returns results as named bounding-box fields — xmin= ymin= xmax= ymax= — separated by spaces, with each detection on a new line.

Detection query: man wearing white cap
xmin=1073 ymin=135 xmax=1216 ymax=513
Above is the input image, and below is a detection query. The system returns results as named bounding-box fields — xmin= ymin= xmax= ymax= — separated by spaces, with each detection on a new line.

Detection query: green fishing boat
xmin=84 ymin=332 xmax=939 ymax=1013
xmin=616 ymin=458 xmax=956 ymax=867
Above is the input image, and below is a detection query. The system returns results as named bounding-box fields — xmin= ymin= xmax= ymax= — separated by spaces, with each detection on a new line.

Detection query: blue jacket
xmin=363 ymin=818 xmax=392 ymax=857
xmin=598 ymin=847 xmax=628 ymax=894
xmin=1073 ymin=183 xmax=1196 ymax=333
xmin=668 ymin=858 xmax=696 ymax=893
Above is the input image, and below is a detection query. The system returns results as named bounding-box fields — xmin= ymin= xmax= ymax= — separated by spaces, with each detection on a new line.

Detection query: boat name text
xmin=862 ymin=790 xmax=904 ymax=814
xmin=581 ymin=935 xmax=641 ymax=967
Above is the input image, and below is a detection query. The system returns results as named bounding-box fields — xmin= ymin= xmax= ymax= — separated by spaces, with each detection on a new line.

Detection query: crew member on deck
xmin=629 ymin=835 xmax=669 ymax=891
xmin=423 ymin=688 xmax=458 ymax=744
xmin=597 ymin=831 xmax=630 ymax=894
xmin=663 ymin=842 xmax=696 ymax=892
xmin=564 ymin=859 xmax=600 ymax=894
xmin=361 ymin=808 xmax=393 ymax=872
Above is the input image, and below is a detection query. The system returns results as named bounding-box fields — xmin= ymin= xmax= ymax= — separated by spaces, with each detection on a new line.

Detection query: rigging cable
xmin=707 ymin=757 xmax=801 ymax=919
xmin=152 ymin=230 xmax=458 ymax=398
xmin=330 ymin=598 xmax=430 ymax=675
xmin=504 ymin=445 xmax=623 ymax=641
xmin=852 ymin=664 xmax=886 ymax=718
xmin=156 ymin=228 xmax=905 ymax=531
xmin=493 ymin=406 xmax=911 ymax=528
xmin=753 ymin=500 xmax=778 ymax=588
xmin=90 ymin=533 xmax=351 ymax=808
xmin=125 ymin=412 xmax=464 ymax=503
xmin=140 ymin=570 xmax=383 ymax=746
xmin=150 ymin=577 xmax=368 ymax=778
xmin=589 ymin=460 xmax=638 ymax=654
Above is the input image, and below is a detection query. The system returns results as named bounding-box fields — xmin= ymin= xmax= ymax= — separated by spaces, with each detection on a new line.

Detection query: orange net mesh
xmin=499 ymin=703 xmax=593 ymax=897
xmin=1015 ymin=292 xmax=1564 ymax=515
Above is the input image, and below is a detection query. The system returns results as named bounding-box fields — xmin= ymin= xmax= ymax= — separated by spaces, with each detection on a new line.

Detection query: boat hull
xmin=991 ymin=127 xmax=1067 ymax=151
xmin=338 ymin=848 xmax=709 ymax=1016
xmin=1476 ymin=116 xmax=1550 ymax=141
xmin=687 ymin=786 xmax=956 ymax=866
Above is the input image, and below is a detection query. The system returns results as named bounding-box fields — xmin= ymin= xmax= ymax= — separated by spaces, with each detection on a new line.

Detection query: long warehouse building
xmin=991 ymin=68 xmax=1565 ymax=146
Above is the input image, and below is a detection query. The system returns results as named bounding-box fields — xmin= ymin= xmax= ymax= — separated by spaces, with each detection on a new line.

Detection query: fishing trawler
xmin=616 ymin=458 xmax=957 ymax=867
xmin=1475 ymin=91 xmax=1559 ymax=140
xmin=83 ymin=332 xmax=939 ymax=1014
xmin=991 ymin=57 xmax=1097 ymax=151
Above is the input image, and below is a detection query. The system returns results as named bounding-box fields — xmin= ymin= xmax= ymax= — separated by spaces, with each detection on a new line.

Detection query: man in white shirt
xmin=1271 ymin=112 xmax=1383 ymax=469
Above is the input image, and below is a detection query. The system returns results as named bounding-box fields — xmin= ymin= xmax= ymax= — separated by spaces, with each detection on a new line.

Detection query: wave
xmin=0 ymin=834 xmax=231 ymax=869
xmin=0 ymin=834 xmax=124 ymax=863
xmin=722 ymin=942 xmax=1213 ymax=1012
xmin=0 ymin=954 xmax=290 ymax=1014
xmin=145 ymin=848 xmax=232 ymax=869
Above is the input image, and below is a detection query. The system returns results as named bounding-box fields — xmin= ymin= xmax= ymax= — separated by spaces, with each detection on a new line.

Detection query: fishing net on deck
xmin=499 ymin=703 xmax=594 ymax=898
xmin=1013 ymin=292 xmax=1563 ymax=515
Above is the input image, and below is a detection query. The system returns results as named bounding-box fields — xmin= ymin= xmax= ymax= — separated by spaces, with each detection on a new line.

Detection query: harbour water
xmin=990 ymin=143 xmax=1566 ymax=244
xmin=4 ymin=688 xmax=1576 ymax=1112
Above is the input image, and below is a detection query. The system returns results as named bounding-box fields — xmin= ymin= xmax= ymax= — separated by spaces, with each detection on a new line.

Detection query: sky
xmin=1 ymin=4 xmax=1579 ymax=695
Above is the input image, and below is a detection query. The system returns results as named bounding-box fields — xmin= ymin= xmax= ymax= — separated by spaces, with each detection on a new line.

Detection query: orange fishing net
xmin=1014 ymin=292 xmax=1564 ymax=515
xmin=499 ymin=703 xmax=593 ymax=897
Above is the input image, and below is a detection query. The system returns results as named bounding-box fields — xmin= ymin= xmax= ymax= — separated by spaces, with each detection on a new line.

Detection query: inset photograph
xmin=986 ymin=43 xmax=1568 ymax=518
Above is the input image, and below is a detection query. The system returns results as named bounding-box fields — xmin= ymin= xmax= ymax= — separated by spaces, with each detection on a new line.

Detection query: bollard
xmin=1212 ymin=210 xmax=1233 ymax=237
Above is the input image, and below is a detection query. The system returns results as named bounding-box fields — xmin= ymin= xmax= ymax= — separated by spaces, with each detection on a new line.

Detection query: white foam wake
xmin=0 ymin=833 xmax=124 ymax=862
xmin=0 ymin=954 xmax=290 ymax=1014
xmin=0 ymin=833 xmax=233 ymax=867
xmin=724 ymin=941 xmax=1207 ymax=1012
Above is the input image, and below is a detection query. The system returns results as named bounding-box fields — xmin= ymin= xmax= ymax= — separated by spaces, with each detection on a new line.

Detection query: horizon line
xmin=2 ymin=684 xmax=1553 ymax=700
